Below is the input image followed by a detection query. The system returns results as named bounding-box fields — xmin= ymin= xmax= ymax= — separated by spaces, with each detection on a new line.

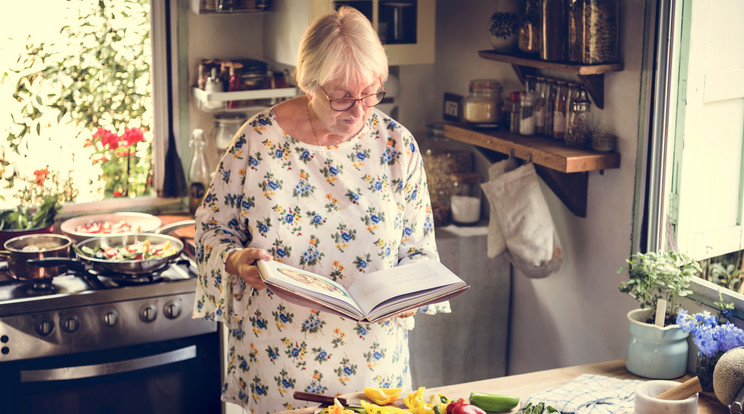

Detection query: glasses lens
xmin=362 ymin=91 xmax=386 ymax=107
xmin=330 ymin=98 xmax=356 ymax=111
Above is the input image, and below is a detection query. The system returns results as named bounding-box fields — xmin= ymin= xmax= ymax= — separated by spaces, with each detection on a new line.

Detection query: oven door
xmin=0 ymin=332 xmax=221 ymax=414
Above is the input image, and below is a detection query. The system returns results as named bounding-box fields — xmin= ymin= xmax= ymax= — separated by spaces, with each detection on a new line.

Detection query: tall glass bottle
xmin=552 ymin=80 xmax=568 ymax=141
xmin=188 ymin=129 xmax=211 ymax=216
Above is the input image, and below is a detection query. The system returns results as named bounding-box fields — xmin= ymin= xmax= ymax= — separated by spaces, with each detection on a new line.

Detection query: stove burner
xmin=13 ymin=279 xmax=56 ymax=296
xmin=89 ymin=268 xmax=164 ymax=285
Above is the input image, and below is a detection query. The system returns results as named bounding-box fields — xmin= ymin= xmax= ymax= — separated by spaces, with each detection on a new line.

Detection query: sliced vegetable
xmin=82 ymin=240 xmax=177 ymax=261
xmin=326 ymin=398 xmax=359 ymax=414
xmin=360 ymin=399 xmax=411 ymax=414
xmin=469 ymin=392 xmax=519 ymax=413
xmin=364 ymin=387 xmax=402 ymax=406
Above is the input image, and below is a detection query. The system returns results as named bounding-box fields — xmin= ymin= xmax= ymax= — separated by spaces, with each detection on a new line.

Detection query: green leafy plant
xmin=0 ymin=195 xmax=61 ymax=230
xmin=618 ymin=250 xmax=701 ymax=325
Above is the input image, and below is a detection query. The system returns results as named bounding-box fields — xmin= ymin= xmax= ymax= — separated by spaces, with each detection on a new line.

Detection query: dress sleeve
xmin=394 ymin=125 xmax=451 ymax=317
xmin=192 ymin=120 xmax=256 ymax=329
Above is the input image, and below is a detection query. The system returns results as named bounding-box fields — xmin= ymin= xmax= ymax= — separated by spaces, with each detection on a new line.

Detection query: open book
xmin=257 ymin=259 xmax=469 ymax=323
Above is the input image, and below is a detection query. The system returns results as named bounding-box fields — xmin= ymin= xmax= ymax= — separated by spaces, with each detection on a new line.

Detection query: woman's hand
xmin=225 ymin=248 xmax=274 ymax=290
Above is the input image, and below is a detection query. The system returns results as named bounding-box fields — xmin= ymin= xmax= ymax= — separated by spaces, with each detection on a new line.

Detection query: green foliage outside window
xmin=1 ymin=0 xmax=152 ymax=206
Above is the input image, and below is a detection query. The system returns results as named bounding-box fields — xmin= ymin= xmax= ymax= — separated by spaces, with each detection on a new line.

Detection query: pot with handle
xmin=29 ymin=220 xmax=195 ymax=275
xmin=0 ymin=234 xmax=72 ymax=280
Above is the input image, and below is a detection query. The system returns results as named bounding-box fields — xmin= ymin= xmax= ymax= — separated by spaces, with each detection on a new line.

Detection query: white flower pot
xmin=626 ymin=308 xmax=689 ymax=379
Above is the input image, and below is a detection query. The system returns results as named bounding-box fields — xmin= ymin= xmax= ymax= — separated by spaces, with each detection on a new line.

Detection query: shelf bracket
xmin=577 ymin=74 xmax=605 ymax=109
xmin=534 ymin=166 xmax=588 ymax=217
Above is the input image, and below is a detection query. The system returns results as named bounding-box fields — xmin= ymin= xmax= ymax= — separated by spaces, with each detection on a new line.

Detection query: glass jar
xmin=519 ymin=91 xmax=536 ymax=136
xmin=552 ymin=80 xmax=568 ymax=140
xmin=518 ymin=0 xmax=540 ymax=55
xmin=566 ymin=88 xmax=592 ymax=148
xmin=421 ymin=123 xmax=474 ymax=227
xmin=450 ymin=172 xmax=482 ymax=226
xmin=463 ymin=79 xmax=503 ymax=125
xmin=534 ymin=77 xmax=548 ymax=135
xmin=544 ymin=79 xmax=556 ymax=137
xmin=509 ymin=91 xmax=521 ymax=134
xmin=211 ymin=113 xmax=247 ymax=160
xmin=539 ymin=0 xmax=567 ymax=61
xmin=568 ymin=0 xmax=619 ymax=64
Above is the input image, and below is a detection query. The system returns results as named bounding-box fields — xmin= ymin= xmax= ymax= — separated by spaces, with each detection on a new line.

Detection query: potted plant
xmin=617 ymin=250 xmax=702 ymax=379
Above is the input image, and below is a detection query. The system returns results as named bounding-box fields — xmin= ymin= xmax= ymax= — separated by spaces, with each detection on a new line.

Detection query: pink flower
xmin=122 ymin=128 xmax=145 ymax=146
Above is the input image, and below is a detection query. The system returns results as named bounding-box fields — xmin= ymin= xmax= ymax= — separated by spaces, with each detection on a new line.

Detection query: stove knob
xmin=140 ymin=304 xmax=158 ymax=322
xmin=62 ymin=315 xmax=80 ymax=333
xmin=103 ymin=310 xmax=119 ymax=327
xmin=35 ymin=319 xmax=54 ymax=337
xmin=163 ymin=301 xmax=181 ymax=319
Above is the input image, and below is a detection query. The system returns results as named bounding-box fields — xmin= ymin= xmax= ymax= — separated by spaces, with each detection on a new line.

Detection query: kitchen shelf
xmin=192 ymin=86 xmax=298 ymax=113
xmin=443 ymin=123 xmax=621 ymax=217
xmin=478 ymin=49 xmax=623 ymax=109
xmin=189 ymin=0 xmax=271 ymax=14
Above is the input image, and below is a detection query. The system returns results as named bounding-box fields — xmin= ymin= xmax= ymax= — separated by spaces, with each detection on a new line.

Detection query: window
xmin=0 ymin=0 xmax=178 ymax=213
xmin=643 ymin=0 xmax=744 ymax=307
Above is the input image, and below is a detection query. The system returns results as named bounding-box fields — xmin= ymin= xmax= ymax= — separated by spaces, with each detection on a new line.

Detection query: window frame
xmin=641 ymin=0 xmax=744 ymax=318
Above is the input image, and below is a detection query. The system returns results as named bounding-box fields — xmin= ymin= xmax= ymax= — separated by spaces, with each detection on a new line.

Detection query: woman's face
xmin=310 ymin=78 xmax=382 ymax=139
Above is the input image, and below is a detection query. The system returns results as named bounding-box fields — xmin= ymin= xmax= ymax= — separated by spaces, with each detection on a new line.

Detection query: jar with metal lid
xmin=463 ymin=79 xmax=503 ymax=126
xmin=565 ymin=88 xmax=592 ymax=148
xmin=519 ymin=91 xmax=536 ymax=136
xmin=509 ymin=91 xmax=521 ymax=134
xmin=449 ymin=172 xmax=482 ymax=226
xmin=211 ymin=113 xmax=247 ymax=160
xmin=552 ymin=80 xmax=568 ymax=140
xmin=568 ymin=0 xmax=619 ymax=64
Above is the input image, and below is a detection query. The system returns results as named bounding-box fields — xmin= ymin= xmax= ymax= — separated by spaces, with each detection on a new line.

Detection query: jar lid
xmin=449 ymin=172 xmax=481 ymax=183
xmin=469 ymin=79 xmax=502 ymax=90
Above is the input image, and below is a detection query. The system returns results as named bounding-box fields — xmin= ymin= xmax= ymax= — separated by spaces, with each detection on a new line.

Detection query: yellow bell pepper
xmin=360 ymin=399 xmax=412 ymax=414
xmin=327 ymin=398 xmax=358 ymax=414
xmin=364 ymin=387 xmax=403 ymax=405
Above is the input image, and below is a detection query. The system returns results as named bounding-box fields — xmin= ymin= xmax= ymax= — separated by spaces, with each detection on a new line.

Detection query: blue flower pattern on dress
xmin=193 ymin=108 xmax=449 ymax=414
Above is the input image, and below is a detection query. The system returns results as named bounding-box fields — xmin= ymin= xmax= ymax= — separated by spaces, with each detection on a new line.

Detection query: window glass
xmin=0 ymin=0 xmax=154 ymax=209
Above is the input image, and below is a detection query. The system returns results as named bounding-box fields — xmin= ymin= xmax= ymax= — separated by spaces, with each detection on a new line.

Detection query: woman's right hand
xmin=225 ymin=247 xmax=274 ymax=290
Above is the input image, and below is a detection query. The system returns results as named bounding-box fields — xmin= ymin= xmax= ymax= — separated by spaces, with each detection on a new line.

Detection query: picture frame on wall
xmin=443 ymin=93 xmax=463 ymax=122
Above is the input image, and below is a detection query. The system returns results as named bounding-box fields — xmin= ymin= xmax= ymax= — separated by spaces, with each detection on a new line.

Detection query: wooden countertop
xmin=279 ymin=360 xmax=727 ymax=414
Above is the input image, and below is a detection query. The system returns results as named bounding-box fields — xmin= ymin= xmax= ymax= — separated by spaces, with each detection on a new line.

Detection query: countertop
xmin=278 ymin=360 xmax=727 ymax=414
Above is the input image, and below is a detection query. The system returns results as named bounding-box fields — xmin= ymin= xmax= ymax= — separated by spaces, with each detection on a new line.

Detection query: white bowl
xmin=634 ymin=380 xmax=698 ymax=414
xmin=60 ymin=212 xmax=162 ymax=242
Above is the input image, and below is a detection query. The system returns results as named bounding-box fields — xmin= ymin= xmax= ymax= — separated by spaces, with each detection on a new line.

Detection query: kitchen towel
xmin=483 ymin=157 xmax=518 ymax=258
xmin=523 ymin=373 xmax=643 ymax=414
xmin=481 ymin=162 xmax=562 ymax=278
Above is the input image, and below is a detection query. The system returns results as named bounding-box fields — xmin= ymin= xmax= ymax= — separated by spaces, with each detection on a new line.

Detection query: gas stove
xmin=0 ymin=255 xmax=216 ymax=362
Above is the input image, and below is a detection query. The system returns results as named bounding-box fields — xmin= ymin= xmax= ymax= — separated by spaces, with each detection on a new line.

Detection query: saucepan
xmin=30 ymin=220 xmax=195 ymax=275
xmin=0 ymin=234 xmax=73 ymax=280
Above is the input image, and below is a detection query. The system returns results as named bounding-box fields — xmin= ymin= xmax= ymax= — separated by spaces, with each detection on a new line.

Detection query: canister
xmin=449 ymin=172 xmax=482 ymax=226
xmin=463 ymin=79 xmax=503 ymax=125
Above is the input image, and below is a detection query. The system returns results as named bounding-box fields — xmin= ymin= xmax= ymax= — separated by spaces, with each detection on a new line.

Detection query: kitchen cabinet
xmin=263 ymin=0 xmax=435 ymax=66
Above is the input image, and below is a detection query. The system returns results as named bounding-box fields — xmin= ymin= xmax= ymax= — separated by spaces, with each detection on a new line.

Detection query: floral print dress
xmin=193 ymin=108 xmax=449 ymax=414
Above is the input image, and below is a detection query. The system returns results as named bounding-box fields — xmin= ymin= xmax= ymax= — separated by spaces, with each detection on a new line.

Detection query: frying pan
xmin=29 ymin=220 xmax=194 ymax=275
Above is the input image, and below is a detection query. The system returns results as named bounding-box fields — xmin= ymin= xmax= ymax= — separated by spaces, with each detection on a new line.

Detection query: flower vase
xmin=697 ymin=351 xmax=723 ymax=392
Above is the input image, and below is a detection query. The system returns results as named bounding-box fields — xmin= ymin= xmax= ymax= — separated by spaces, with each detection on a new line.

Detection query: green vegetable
xmin=469 ymin=392 xmax=519 ymax=413
xmin=520 ymin=402 xmax=558 ymax=414
xmin=0 ymin=197 xmax=61 ymax=230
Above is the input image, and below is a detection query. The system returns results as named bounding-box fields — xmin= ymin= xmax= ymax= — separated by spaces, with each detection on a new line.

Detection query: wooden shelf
xmin=444 ymin=123 xmax=620 ymax=217
xmin=478 ymin=49 xmax=623 ymax=109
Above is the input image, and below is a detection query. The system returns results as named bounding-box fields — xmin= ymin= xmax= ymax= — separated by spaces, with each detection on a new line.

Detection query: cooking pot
xmin=30 ymin=220 xmax=195 ymax=275
xmin=0 ymin=234 xmax=72 ymax=280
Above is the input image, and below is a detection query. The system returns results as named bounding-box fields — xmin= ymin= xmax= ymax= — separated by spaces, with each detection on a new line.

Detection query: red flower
xmin=33 ymin=167 xmax=50 ymax=186
xmin=93 ymin=128 xmax=121 ymax=150
xmin=113 ymin=191 xmax=124 ymax=197
xmin=122 ymin=128 xmax=145 ymax=146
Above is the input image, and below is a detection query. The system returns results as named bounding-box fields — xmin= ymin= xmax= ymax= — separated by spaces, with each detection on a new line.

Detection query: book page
xmin=346 ymin=260 xmax=464 ymax=316
xmin=257 ymin=260 xmax=363 ymax=316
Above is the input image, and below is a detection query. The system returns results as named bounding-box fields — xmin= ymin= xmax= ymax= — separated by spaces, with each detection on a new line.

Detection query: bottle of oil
xmin=188 ymin=129 xmax=210 ymax=216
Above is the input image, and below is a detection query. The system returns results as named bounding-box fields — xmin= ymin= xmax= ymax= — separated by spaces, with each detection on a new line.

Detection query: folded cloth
xmin=523 ymin=374 xmax=643 ymax=414
xmin=481 ymin=163 xmax=562 ymax=278
xmin=483 ymin=158 xmax=518 ymax=258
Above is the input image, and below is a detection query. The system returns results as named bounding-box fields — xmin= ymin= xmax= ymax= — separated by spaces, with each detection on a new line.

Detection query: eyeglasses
xmin=318 ymin=85 xmax=387 ymax=111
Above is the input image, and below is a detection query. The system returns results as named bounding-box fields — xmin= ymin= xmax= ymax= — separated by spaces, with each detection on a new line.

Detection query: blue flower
xmin=275 ymin=148 xmax=284 ymax=158
xmin=678 ymin=309 xmax=744 ymax=357
xmin=358 ymin=259 xmax=367 ymax=269
xmin=341 ymin=232 xmax=352 ymax=242
xmin=329 ymin=166 xmax=339 ymax=175
xmin=258 ymin=118 xmax=270 ymax=126
xmin=268 ymin=181 xmax=279 ymax=190
xmin=374 ymin=181 xmax=383 ymax=191
xmin=343 ymin=366 xmax=353 ymax=375
xmin=373 ymin=351 xmax=383 ymax=360
xmin=285 ymin=213 xmax=294 ymax=224
xmin=318 ymin=350 xmax=328 ymax=359
xmin=403 ymin=227 xmax=413 ymax=237
xmin=280 ymin=314 xmax=289 ymax=323
xmin=282 ymin=378 xmax=291 ymax=388
xmin=300 ymin=150 xmax=311 ymax=160
xmin=291 ymin=348 xmax=300 ymax=358
xmin=370 ymin=214 xmax=381 ymax=224
xmin=356 ymin=152 xmax=367 ymax=161
xmin=312 ymin=214 xmax=323 ymax=224
xmin=249 ymin=156 xmax=259 ymax=167
xmin=276 ymin=248 xmax=287 ymax=258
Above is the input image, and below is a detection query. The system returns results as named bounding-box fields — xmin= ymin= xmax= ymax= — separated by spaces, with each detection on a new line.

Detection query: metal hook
xmin=526 ymin=153 xmax=533 ymax=164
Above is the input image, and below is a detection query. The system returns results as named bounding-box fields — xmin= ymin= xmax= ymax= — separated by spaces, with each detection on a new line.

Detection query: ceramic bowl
xmin=634 ymin=380 xmax=698 ymax=414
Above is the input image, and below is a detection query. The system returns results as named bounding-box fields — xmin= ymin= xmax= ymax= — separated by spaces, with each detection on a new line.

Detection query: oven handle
xmin=19 ymin=345 xmax=197 ymax=383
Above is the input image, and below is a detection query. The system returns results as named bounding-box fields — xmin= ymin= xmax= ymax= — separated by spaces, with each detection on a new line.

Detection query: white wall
xmin=186 ymin=0 xmax=647 ymax=376
xmin=415 ymin=0 xmax=645 ymax=375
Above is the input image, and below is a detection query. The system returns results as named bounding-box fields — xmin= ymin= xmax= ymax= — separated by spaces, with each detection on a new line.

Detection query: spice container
xmin=509 ymin=91 xmax=521 ymax=134
xmin=202 ymin=67 xmax=225 ymax=111
xmin=565 ymin=88 xmax=592 ymax=148
xmin=544 ymin=79 xmax=556 ymax=137
xmin=591 ymin=133 xmax=616 ymax=152
xmin=552 ymin=80 xmax=568 ymax=141
xmin=568 ymin=0 xmax=619 ymax=64
xmin=463 ymin=79 xmax=503 ymax=126
xmin=534 ymin=77 xmax=548 ymax=135
xmin=449 ymin=172 xmax=482 ymax=226
xmin=519 ymin=91 xmax=536 ymax=136
xmin=211 ymin=113 xmax=247 ymax=160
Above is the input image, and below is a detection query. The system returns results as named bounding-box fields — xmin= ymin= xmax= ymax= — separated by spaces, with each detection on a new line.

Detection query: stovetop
xmin=0 ymin=255 xmax=199 ymax=316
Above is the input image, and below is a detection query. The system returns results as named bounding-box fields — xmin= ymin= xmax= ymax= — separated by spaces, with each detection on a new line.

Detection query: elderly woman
xmin=193 ymin=6 xmax=448 ymax=413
